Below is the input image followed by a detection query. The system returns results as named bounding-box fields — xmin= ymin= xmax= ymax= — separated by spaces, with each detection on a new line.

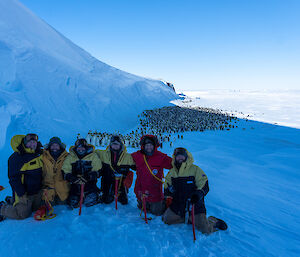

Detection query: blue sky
xmin=20 ymin=0 xmax=300 ymax=91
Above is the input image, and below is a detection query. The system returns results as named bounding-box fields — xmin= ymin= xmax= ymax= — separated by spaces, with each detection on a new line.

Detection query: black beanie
xmin=48 ymin=137 xmax=66 ymax=150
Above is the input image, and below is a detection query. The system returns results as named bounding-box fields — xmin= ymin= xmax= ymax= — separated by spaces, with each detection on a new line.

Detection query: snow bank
xmin=0 ymin=0 xmax=177 ymax=157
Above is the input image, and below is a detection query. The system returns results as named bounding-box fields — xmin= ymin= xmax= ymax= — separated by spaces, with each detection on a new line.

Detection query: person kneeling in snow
xmin=132 ymin=135 xmax=172 ymax=216
xmin=162 ymin=148 xmax=227 ymax=234
xmin=42 ymin=137 xmax=70 ymax=205
xmin=96 ymin=135 xmax=135 ymax=205
xmin=0 ymin=134 xmax=43 ymax=221
xmin=62 ymin=139 xmax=102 ymax=208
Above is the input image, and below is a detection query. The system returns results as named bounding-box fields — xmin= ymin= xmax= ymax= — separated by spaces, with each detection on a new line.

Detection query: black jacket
xmin=8 ymin=137 xmax=43 ymax=197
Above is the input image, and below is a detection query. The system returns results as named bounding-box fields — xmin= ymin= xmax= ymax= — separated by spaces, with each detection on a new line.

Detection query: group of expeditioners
xmin=0 ymin=133 xmax=227 ymax=234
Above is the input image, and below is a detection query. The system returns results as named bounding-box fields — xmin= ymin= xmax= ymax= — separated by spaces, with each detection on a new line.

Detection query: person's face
xmin=111 ymin=142 xmax=121 ymax=151
xmin=175 ymin=154 xmax=186 ymax=164
xmin=76 ymin=145 xmax=86 ymax=154
xmin=26 ymin=140 xmax=37 ymax=150
xmin=144 ymin=143 xmax=154 ymax=153
xmin=50 ymin=143 xmax=60 ymax=153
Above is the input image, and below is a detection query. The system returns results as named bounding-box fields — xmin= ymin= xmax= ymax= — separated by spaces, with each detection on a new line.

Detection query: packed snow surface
xmin=1 ymin=119 xmax=300 ymax=257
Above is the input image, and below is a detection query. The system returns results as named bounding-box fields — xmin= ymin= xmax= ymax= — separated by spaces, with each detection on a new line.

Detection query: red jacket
xmin=132 ymin=150 xmax=172 ymax=202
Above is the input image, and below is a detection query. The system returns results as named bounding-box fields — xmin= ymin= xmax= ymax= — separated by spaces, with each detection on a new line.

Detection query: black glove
xmin=88 ymin=171 xmax=98 ymax=181
xmin=118 ymin=167 xmax=128 ymax=176
xmin=164 ymin=185 xmax=175 ymax=198
xmin=65 ymin=173 xmax=77 ymax=183
xmin=190 ymin=191 xmax=204 ymax=204
xmin=65 ymin=173 xmax=87 ymax=184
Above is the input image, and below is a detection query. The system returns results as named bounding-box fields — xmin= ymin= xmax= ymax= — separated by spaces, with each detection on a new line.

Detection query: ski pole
xmin=142 ymin=194 xmax=148 ymax=224
xmin=79 ymin=183 xmax=85 ymax=216
xmin=192 ymin=204 xmax=196 ymax=242
xmin=115 ymin=178 xmax=119 ymax=210
xmin=114 ymin=174 xmax=122 ymax=210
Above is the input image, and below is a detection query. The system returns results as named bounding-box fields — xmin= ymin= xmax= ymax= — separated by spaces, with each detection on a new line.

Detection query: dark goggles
xmin=75 ymin=139 xmax=87 ymax=147
xmin=24 ymin=134 xmax=38 ymax=143
xmin=110 ymin=135 xmax=122 ymax=144
xmin=174 ymin=147 xmax=187 ymax=157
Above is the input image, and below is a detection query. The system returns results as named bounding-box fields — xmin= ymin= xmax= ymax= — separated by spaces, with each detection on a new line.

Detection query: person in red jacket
xmin=131 ymin=135 xmax=172 ymax=215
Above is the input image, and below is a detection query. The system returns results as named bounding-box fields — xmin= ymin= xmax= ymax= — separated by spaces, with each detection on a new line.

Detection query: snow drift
xmin=0 ymin=0 xmax=177 ymax=153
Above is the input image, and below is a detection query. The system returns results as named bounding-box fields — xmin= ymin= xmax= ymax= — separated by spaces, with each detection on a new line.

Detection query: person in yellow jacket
xmin=42 ymin=137 xmax=69 ymax=205
xmin=0 ymin=134 xmax=43 ymax=221
xmin=162 ymin=147 xmax=227 ymax=234
xmin=96 ymin=135 xmax=135 ymax=205
xmin=62 ymin=138 xmax=102 ymax=208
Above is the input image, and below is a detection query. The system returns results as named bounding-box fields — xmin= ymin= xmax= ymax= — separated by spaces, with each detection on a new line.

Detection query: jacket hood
xmin=11 ymin=135 xmax=41 ymax=154
xmin=11 ymin=135 xmax=25 ymax=152
xmin=107 ymin=142 xmax=125 ymax=154
xmin=69 ymin=144 xmax=95 ymax=158
xmin=140 ymin=135 xmax=160 ymax=153
xmin=172 ymin=148 xmax=194 ymax=172
xmin=43 ymin=148 xmax=68 ymax=160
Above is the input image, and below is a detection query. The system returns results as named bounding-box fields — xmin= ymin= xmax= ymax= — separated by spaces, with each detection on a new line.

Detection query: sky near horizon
xmin=19 ymin=0 xmax=300 ymax=91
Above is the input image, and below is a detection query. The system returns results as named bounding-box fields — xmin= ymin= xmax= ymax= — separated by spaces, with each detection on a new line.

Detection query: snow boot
xmin=101 ymin=194 xmax=114 ymax=204
xmin=0 ymin=201 xmax=6 ymax=222
xmin=118 ymin=188 xmax=128 ymax=205
xmin=84 ymin=192 xmax=99 ymax=207
xmin=5 ymin=196 xmax=14 ymax=205
xmin=68 ymin=195 xmax=80 ymax=209
xmin=208 ymin=216 xmax=228 ymax=231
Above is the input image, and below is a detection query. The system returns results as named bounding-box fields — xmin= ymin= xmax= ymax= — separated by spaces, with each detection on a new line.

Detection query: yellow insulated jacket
xmin=164 ymin=149 xmax=208 ymax=191
xmin=62 ymin=145 xmax=102 ymax=175
xmin=96 ymin=146 xmax=135 ymax=167
xmin=42 ymin=149 xmax=70 ymax=201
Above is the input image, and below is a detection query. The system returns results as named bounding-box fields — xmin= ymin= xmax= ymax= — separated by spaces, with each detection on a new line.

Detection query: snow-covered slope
xmin=0 ymin=0 xmax=177 ymax=153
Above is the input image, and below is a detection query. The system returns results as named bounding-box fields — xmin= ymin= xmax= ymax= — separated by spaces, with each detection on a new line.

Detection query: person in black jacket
xmin=0 ymin=134 xmax=43 ymax=221
xmin=96 ymin=135 xmax=135 ymax=205
xmin=162 ymin=148 xmax=227 ymax=234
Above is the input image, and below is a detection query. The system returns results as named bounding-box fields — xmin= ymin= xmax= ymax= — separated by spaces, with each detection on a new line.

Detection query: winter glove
xmin=123 ymin=171 xmax=134 ymax=189
xmin=164 ymin=185 xmax=175 ymax=198
xmin=165 ymin=196 xmax=173 ymax=209
xmin=190 ymin=190 xmax=204 ymax=204
xmin=42 ymin=188 xmax=55 ymax=202
xmin=88 ymin=171 xmax=98 ymax=181
xmin=118 ymin=167 xmax=128 ymax=176
xmin=64 ymin=173 xmax=78 ymax=183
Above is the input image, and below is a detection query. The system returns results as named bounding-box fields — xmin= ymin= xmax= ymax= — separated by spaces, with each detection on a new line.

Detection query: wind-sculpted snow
xmin=0 ymin=119 xmax=299 ymax=256
xmin=0 ymin=0 xmax=177 ymax=158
